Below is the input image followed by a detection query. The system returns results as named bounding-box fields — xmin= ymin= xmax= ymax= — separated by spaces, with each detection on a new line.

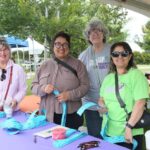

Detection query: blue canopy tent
xmin=5 ymin=35 xmax=28 ymax=63
xmin=5 ymin=35 xmax=28 ymax=47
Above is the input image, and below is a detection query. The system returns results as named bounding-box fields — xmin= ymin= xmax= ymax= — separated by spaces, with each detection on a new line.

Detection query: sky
xmin=123 ymin=9 xmax=149 ymax=51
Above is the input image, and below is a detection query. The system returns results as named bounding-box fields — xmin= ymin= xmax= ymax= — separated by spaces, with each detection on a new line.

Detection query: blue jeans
xmin=85 ymin=109 xmax=102 ymax=138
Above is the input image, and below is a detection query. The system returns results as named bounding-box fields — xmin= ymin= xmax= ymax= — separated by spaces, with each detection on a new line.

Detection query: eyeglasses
xmin=1 ymin=69 xmax=6 ymax=81
xmin=89 ymin=29 xmax=103 ymax=35
xmin=111 ymin=51 xmax=130 ymax=58
xmin=54 ymin=42 xmax=69 ymax=49
xmin=0 ymin=48 xmax=9 ymax=53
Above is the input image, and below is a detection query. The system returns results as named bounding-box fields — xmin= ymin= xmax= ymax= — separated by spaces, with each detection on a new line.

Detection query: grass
xmin=26 ymin=75 xmax=34 ymax=95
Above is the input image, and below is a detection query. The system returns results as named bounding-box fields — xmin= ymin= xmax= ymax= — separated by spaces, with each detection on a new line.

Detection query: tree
xmin=133 ymin=51 xmax=143 ymax=64
xmin=0 ymin=0 xmax=40 ymax=38
xmin=141 ymin=21 xmax=150 ymax=52
xmin=0 ymin=0 xmax=128 ymax=57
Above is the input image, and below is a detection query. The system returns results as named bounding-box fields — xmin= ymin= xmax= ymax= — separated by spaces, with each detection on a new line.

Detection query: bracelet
xmin=126 ymin=122 xmax=133 ymax=129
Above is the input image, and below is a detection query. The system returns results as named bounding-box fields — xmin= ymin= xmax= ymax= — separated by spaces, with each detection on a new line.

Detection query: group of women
xmin=0 ymin=18 xmax=149 ymax=150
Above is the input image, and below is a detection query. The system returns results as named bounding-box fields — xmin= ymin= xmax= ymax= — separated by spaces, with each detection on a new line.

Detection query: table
xmin=0 ymin=111 xmax=129 ymax=150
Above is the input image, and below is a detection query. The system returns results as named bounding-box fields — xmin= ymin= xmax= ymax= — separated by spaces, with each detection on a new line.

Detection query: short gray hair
xmin=0 ymin=37 xmax=11 ymax=51
xmin=84 ymin=17 xmax=109 ymax=44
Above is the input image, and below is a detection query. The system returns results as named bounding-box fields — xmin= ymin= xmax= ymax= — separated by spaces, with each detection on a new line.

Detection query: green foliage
xmin=142 ymin=52 xmax=150 ymax=64
xmin=27 ymin=77 xmax=32 ymax=95
xmin=134 ymin=51 xmax=144 ymax=64
xmin=142 ymin=21 xmax=150 ymax=52
xmin=136 ymin=21 xmax=150 ymax=52
xmin=85 ymin=0 xmax=128 ymax=43
xmin=0 ymin=0 xmax=128 ymax=57
xmin=134 ymin=51 xmax=150 ymax=64
xmin=0 ymin=0 xmax=40 ymax=38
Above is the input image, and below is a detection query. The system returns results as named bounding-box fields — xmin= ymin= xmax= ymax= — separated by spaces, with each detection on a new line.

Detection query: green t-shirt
xmin=100 ymin=68 xmax=149 ymax=136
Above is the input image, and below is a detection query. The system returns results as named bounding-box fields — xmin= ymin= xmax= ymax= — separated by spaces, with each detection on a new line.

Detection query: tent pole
xmin=44 ymin=36 xmax=47 ymax=60
xmin=16 ymin=45 xmax=20 ymax=64
xmin=31 ymin=37 xmax=36 ymax=71
xmin=28 ymin=51 xmax=31 ymax=73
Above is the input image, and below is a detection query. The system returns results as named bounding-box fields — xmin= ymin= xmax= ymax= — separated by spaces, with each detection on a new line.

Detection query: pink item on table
xmin=52 ymin=128 xmax=66 ymax=140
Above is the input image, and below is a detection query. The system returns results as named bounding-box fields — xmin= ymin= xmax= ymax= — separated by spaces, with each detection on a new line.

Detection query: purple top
xmin=0 ymin=111 xmax=129 ymax=150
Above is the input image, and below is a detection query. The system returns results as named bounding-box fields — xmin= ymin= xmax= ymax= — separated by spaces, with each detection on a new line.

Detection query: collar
xmin=5 ymin=60 xmax=14 ymax=70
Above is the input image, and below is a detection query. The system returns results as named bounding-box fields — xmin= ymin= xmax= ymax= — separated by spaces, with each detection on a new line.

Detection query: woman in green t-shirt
xmin=99 ymin=42 xmax=149 ymax=150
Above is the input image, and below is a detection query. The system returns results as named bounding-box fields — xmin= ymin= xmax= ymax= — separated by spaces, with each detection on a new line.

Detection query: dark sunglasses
xmin=77 ymin=140 xmax=100 ymax=150
xmin=111 ymin=51 xmax=130 ymax=58
xmin=1 ymin=69 xmax=6 ymax=81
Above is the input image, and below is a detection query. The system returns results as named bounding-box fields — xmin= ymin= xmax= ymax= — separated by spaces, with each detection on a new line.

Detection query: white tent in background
xmin=24 ymin=37 xmax=45 ymax=71
xmin=26 ymin=37 xmax=44 ymax=55
xmin=11 ymin=37 xmax=45 ymax=71
xmin=11 ymin=37 xmax=44 ymax=55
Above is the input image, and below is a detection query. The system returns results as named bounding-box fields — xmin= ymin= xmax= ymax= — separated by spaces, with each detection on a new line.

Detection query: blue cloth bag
xmin=0 ymin=118 xmax=23 ymax=135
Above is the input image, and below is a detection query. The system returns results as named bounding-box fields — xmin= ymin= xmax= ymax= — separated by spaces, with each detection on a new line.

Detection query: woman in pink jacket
xmin=0 ymin=38 xmax=27 ymax=116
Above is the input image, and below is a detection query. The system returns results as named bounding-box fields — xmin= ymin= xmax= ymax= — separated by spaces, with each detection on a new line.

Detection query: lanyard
xmin=4 ymin=66 xmax=13 ymax=100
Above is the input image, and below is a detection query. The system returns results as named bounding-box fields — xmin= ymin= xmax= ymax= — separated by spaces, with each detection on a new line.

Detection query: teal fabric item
xmin=53 ymin=90 xmax=67 ymax=126
xmin=65 ymin=129 xmax=76 ymax=137
xmin=77 ymin=102 xmax=100 ymax=116
xmin=0 ymin=118 xmax=22 ymax=135
xmin=0 ymin=110 xmax=48 ymax=134
xmin=101 ymin=114 xmax=137 ymax=150
xmin=53 ymin=131 xmax=87 ymax=148
xmin=77 ymin=102 xmax=138 ymax=150
xmin=22 ymin=109 xmax=48 ymax=130
xmin=0 ymin=111 xmax=6 ymax=118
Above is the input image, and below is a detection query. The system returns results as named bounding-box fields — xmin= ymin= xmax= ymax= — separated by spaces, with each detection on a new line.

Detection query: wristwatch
xmin=126 ymin=122 xmax=133 ymax=129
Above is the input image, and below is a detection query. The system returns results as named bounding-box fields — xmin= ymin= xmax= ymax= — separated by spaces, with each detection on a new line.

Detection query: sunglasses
xmin=1 ymin=69 xmax=6 ymax=81
xmin=111 ymin=51 xmax=130 ymax=58
xmin=77 ymin=140 xmax=100 ymax=150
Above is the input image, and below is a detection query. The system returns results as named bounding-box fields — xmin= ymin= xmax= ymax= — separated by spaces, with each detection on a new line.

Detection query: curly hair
xmin=84 ymin=17 xmax=109 ymax=44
